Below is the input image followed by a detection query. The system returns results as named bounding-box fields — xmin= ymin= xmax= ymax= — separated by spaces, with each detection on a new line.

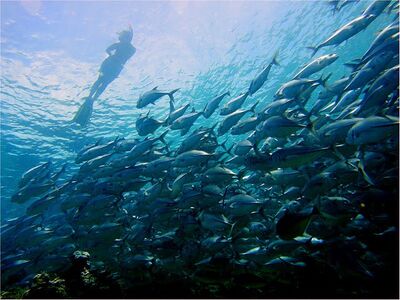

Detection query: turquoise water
xmin=1 ymin=1 xmax=399 ymax=298
xmin=1 ymin=0 xmax=392 ymax=219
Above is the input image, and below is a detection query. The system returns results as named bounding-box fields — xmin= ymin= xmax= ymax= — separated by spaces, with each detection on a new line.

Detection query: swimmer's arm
xmin=106 ymin=43 xmax=118 ymax=56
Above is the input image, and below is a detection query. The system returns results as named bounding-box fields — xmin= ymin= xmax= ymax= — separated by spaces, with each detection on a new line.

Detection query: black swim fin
xmin=72 ymin=97 xmax=94 ymax=127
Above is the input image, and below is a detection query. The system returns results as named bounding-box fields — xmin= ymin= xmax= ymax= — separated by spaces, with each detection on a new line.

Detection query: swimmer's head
xmin=118 ymin=25 xmax=133 ymax=42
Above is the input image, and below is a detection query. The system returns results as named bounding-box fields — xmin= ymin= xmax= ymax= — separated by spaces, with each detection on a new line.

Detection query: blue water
xmin=0 ymin=0 xmax=393 ymax=220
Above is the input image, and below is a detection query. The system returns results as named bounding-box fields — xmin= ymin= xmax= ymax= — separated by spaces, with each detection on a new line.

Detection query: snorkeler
xmin=72 ymin=25 xmax=136 ymax=126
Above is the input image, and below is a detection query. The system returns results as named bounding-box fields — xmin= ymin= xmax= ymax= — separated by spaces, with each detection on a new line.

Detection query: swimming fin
xmin=72 ymin=97 xmax=94 ymax=127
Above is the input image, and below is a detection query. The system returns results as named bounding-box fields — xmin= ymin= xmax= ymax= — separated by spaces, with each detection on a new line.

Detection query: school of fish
xmin=2 ymin=0 xmax=399 ymax=297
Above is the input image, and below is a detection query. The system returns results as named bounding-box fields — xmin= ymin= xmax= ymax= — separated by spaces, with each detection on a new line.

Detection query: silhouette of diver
xmin=72 ymin=26 xmax=136 ymax=126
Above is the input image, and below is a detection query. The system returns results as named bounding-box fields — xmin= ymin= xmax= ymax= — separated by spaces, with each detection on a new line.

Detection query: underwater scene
xmin=1 ymin=0 xmax=399 ymax=298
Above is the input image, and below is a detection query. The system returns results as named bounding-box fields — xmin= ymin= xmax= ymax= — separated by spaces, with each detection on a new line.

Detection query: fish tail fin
xmin=209 ymin=122 xmax=219 ymax=136
xmin=252 ymin=139 xmax=262 ymax=156
xmin=163 ymin=144 xmax=172 ymax=156
xmin=306 ymin=118 xmax=318 ymax=137
xmin=60 ymin=163 xmax=68 ymax=173
xmin=50 ymin=163 xmax=68 ymax=182
xmin=219 ymin=154 xmax=231 ymax=164
xmin=226 ymin=144 xmax=234 ymax=155
xmin=168 ymin=88 xmax=180 ymax=101
xmin=313 ymin=195 xmax=322 ymax=216
xmin=271 ymin=50 xmax=280 ymax=66
xmin=222 ymin=186 xmax=229 ymax=205
xmin=318 ymin=73 xmax=332 ymax=88
xmin=228 ymin=220 xmax=239 ymax=238
xmin=113 ymin=135 xmax=121 ymax=145
xmin=344 ymin=59 xmax=361 ymax=71
xmin=161 ymin=118 xmax=169 ymax=127
xmin=330 ymin=144 xmax=346 ymax=160
xmin=112 ymin=136 xmax=123 ymax=149
xmin=357 ymin=160 xmax=375 ymax=185
xmin=158 ymin=130 xmax=169 ymax=145
xmin=257 ymin=205 xmax=271 ymax=221
xmin=237 ymin=168 xmax=247 ymax=180
xmin=219 ymin=139 xmax=229 ymax=151
xmin=306 ymin=46 xmax=319 ymax=58
xmin=319 ymin=100 xmax=337 ymax=114
xmin=202 ymin=102 xmax=208 ymax=115
xmin=249 ymin=100 xmax=259 ymax=113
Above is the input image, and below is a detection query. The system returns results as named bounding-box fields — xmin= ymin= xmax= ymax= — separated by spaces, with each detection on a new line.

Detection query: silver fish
xmin=137 ymin=86 xmax=179 ymax=108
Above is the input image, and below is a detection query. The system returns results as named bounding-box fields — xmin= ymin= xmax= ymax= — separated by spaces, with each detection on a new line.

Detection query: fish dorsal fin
xmin=152 ymin=86 xmax=158 ymax=90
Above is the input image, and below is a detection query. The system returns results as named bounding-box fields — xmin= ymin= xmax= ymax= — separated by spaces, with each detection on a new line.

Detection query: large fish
xmin=307 ymin=14 xmax=376 ymax=57
xmin=245 ymin=145 xmax=335 ymax=170
xmin=361 ymin=22 xmax=399 ymax=63
xmin=198 ymin=212 xmax=233 ymax=233
xmin=344 ymin=51 xmax=394 ymax=91
xmin=318 ymin=118 xmax=363 ymax=145
xmin=170 ymin=108 xmax=203 ymax=131
xmin=218 ymin=102 xmax=258 ymax=135
xmin=275 ymin=204 xmax=318 ymax=240
xmin=328 ymin=88 xmax=362 ymax=116
xmin=318 ymin=76 xmax=350 ymax=100
xmin=356 ymin=85 xmax=395 ymax=117
xmin=366 ymin=65 xmax=399 ymax=96
xmin=224 ymin=194 xmax=263 ymax=217
xmin=176 ymin=125 xmax=217 ymax=154
xmin=258 ymin=98 xmax=296 ymax=119
xmin=293 ymin=54 xmax=338 ymax=79
xmin=231 ymin=139 xmax=253 ymax=156
xmin=220 ymin=92 xmax=249 ymax=116
xmin=75 ymin=137 xmax=121 ymax=164
xmin=202 ymin=165 xmax=237 ymax=184
xmin=173 ymin=150 xmax=213 ymax=167
xmin=231 ymin=116 xmax=261 ymax=135
xmin=18 ymin=161 xmax=52 ymax=188
xmin=362 ymin=0 xmax=391 ymax=18
xmin=166 ymin=102 xmax=190 ymax=125
xmin=137 ymin=86 xmax=179 ymax=108
xmin=255 ymin=116 xmax=311 ymax=140
xmin=127 ymin=131 xmax=168 ymax=157
xmin=136 ymin=111 xmax=165 ymax=136
xmin=203 ymin=91 xmax=230 ymax=118
xmin=346 ymin=116 xmax=399 ymax=145
xmin=248 ymin=52 xmax=279 ymax=96
xmin=360 ymin=32 xmax=399 ymax=65
xmin=275 ymin=74 xmax=330 ymax=99
xmin=11 ymin=182 xmax=55 ymax=204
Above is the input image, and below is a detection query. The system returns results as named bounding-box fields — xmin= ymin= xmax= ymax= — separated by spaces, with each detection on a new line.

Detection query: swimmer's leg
xmin=88 ymin=75 xmax=104 ymax=99
xmin=92 ymin=76 xmax=115 ymax=100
